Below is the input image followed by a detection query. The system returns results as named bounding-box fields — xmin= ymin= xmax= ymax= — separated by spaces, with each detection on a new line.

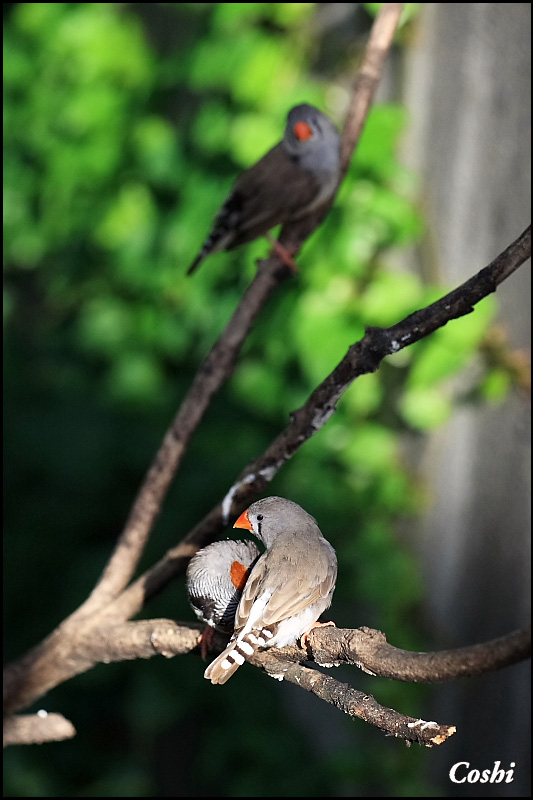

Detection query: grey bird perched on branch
xmin=187 ymin=104 xmax=341 ymax=275
xmin=204 ymin=496 xmax=337 ymax=685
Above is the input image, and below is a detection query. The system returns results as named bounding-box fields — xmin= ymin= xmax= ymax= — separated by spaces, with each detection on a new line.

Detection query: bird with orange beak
xmin=204 ymin=496 xmax=337 ymax=684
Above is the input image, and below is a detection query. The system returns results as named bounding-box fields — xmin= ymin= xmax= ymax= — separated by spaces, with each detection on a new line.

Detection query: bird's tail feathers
xmin=204 ymin=626 xmax=276 ymax=685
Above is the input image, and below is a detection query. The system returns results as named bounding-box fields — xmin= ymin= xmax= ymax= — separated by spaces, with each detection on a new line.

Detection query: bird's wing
xmin=227 ymin=144 xmax=321 ymax=247
xmin=234 ymin=546 xmax=336 ymax=632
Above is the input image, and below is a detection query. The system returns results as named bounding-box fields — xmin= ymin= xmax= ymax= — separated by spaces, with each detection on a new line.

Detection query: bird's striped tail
xmin=204 ymin=626 xmax=276 ymax=685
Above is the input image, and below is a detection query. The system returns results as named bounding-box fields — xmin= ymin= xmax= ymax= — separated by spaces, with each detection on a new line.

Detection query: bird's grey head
xmin=242 ymin=495 xmax=320 ymax=547
xmin=282 ymin=104 xmax=340 ymax=173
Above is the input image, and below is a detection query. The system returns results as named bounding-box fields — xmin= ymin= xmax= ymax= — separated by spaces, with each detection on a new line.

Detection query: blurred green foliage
xmin=4 ymin=3 xmax=503 ymax=797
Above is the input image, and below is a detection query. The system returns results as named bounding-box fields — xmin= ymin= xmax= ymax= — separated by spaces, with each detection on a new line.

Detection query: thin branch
xmin=250 ymin=659 xmax=456 ymax=748
xmin=341 ymin=3 xmax=405 ymax=173
xmin=86 ymin=620 xmax=532 ymax=685
xmin=75 ymin=4 xmax=402 ymax=617
xmin=109 ymin=225 xmax=531 ymax=616
xmin=83 ymin=264 xmax=289 ymax=613
xmin=311 ymin=625 xmax=533 ymax=681
xmin=217 ymin=227 xmax=531 ymax=522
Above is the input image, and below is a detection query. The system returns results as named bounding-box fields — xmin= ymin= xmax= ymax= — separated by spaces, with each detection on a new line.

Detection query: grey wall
xmin=402 ymin=4 xmax=531 ymax=796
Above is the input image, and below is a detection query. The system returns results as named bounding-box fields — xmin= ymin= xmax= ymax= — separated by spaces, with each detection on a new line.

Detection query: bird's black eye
xmin=256 ymin=514 xmax=264 ymax=521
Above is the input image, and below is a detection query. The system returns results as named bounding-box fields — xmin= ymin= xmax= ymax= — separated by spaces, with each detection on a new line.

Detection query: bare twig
xmin=112 ymin=226 xmax=531 ymax=615
xmin=250 ymin=659 xmax=456 ymax=748
xmin=83 ymin=264 xmax=289 ymax=613
xmin=76 ymin=6 xmax=403 ymax=618
xmin=341 ymin=3 xmax=405 ymax=173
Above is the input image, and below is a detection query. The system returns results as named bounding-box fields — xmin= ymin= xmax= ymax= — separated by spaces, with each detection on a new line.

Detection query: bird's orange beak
xmin=293 ymin=121 xmax=313 ymax=141
xmin=233 ymin=509 xmax=253 ymax=531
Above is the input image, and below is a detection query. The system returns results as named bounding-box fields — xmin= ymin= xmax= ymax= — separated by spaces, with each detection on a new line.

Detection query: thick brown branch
xmin=299 ymin=625 xmax=531 ymax=681
xmin=3 ymin=625 xmax=94 ymax=719
xmin=87 ymin=620 xmax=203 ymax=662
xmin=2 ymin=618 xmax=203 ymax=718
xmin=187 ymin=624 xmax=530 ymax=686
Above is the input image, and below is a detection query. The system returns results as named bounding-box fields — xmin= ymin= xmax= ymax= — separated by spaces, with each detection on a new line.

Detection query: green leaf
xmin=340 ymin=422 xmax=399 ymax=473
xmin=358 ymin=270 xmax=425 ymax=327
xmin=399 ymin=386 xmax=453 ymax=430
xmin=107 ymin=352 xmax=165 ymax=406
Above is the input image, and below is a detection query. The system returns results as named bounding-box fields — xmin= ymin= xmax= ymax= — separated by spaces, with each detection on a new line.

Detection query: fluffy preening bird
xmin=187 ymin=496 xmax=338 ymax=685
xmin=186 ymin=539 xmax=261 ymax=658
xmin=187 ymin=104 xmax=341 ymax=275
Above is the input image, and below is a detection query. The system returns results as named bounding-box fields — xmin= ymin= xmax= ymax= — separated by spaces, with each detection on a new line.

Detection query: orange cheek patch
xmin=230 ymin=561 xmax=250 ymax=591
